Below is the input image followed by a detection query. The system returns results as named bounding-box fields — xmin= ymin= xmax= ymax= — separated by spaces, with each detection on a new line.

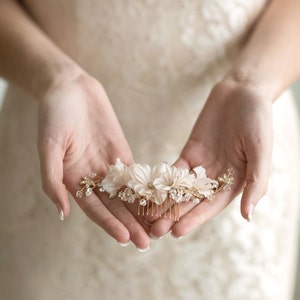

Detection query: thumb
xmin=39 ymin=142 xmax=70 ymax=220
xmin=173 ymin=157 xmax=190 ymax=169
xmin=240 ymin=144 xmax=270 ymax=221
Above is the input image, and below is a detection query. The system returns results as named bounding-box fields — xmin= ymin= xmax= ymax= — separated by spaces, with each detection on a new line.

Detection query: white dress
xmin=0 ymin=1 xmax=299 ymax=299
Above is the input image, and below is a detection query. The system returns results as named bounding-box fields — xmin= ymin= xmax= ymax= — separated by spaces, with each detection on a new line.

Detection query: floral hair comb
xmin=76 ymin=159 xmax=234 ymax=221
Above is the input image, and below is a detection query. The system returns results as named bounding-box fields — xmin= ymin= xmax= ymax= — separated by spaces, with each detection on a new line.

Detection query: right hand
xmin=38 ymin=72 xmax=151 ymax=250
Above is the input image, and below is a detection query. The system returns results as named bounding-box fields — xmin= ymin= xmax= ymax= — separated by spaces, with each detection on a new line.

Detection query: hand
xmin=148 ymin=80 xmax=273 ymax=238
xmin=38 ymin=72 xmax=150 ymax=250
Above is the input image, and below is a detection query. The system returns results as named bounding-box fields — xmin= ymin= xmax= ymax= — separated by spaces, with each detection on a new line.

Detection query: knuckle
xmin=123 ymin=219 xmax=139 ymax=233
xmin=260 ymin=183 xmax=268 ymax=197
xmin=41 ymin=176 xmax=58 ymax=196
xmin=98 ymin=215 xmax=116 ymax=229
xmin=41 ymin=180 xmax=53 ymax=197
xmin=81 ymin=198 xmax=100 ymax=212
xmin=246 ymin=178 xmax=268 ymax=198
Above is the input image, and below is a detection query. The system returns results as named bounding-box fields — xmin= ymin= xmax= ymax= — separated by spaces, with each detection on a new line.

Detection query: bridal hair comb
xmin=76 ymin=159 xmax=234 ymax=221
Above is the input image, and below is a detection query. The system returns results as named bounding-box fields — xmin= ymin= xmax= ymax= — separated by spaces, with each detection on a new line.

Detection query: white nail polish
xmin=59 ymin=210 xmax=64 ymax=221
xmin=56 ymin=204 xmax=64 ymax=221
xmin=170 ymin=232 xmax=183 ymax=239
xmin=119 ymin=241 xmax=130 ymax=247
xmin=137 ymin=246 xmax=150 ymax=253
xmin=247 ymin=205 xmax=254 ymax=222
xmin=150 ymin=233 xmax=163 ymax=240
xmin=144 ymin=220 xmax=153 ymax=226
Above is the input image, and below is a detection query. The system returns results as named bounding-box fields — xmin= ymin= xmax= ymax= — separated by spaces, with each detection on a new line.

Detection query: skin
xmin=0 ymin=0 xmax=300 ymax=246
xmin=147 ymin=0 xmax=300 ymax=238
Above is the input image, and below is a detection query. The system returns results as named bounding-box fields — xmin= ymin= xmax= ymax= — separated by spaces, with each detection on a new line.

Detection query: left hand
xmin=147 ymin=80 xmax=273 ymax=238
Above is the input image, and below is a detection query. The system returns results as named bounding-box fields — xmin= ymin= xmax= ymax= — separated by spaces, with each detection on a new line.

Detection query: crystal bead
xmin=128 ymin=196 xmax=135 ymax=203
xmin=212 ymin=182 xmax=219 ymax=189
xmin=118 ymin=191 xmax=126 ymax=201
xmin=140 ymin=199 xmax=147 ymax=206
xmin=169 ymin=189 xmax=177 ymax=201
xmin=207 ymin=195 xmax=214 ymax=201
xmin=89 ymin=172 xmax=97 ymax=178
xmin=183 ymin=193 xmax=192 ymax=202
xmin=125 ymin=188 xmax=133 ymax=196
xmin=193 ymin=198 xmax=200 ymax=204
xmin=225 ymin=185 xmax=232 ymax=191
xmin=85 ymin=188 xmax=93 ymax=197
xmin=97 ymin=183 xmax=105 ymax=192
xmin=76 ymin=190 xmax=83 ymax=198
xmin=174 ymin=195 xmax=183 ymax=203
xmin=228 ymin=168 xmax=234 ymax=175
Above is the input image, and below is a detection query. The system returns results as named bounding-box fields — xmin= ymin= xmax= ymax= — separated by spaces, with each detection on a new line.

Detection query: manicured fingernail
xmin=150 ymin=233 xmax=163 ymax=240
xmin=247 ymin=205 xmax=255 ymax=222
xmin=56 ymin=204 xmax=64 ymax=221
xmin=144 ymin=220 xmax=153 ymax=226
xmin=137 ymin=246 xmax=150 ymax=253
xmin=119 ymin=241 xmax=130 ymax=247
xmin=170 ymin=232 xmax=183 ymax=239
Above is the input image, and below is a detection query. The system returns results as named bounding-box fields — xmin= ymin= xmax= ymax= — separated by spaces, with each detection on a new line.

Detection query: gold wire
xmin=79 ymin=169 xmax=233 ymax=223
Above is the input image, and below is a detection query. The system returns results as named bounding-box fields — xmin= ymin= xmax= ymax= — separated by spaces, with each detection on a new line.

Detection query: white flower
xmin=154 ymin=165 xmax=194 ymax=191
xmin=127 ymin=162 xmax=168 ymax=205
xmin=102 ymin=158 xmax=130 ymax=197
xmin=193 ymin=166 xmax=206 ymax=179
xmin=192 ymin=166 xmax=218 ymax=197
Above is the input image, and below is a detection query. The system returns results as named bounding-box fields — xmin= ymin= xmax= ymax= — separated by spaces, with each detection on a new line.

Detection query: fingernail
xmin=150 ymin=233 xmax=163 ymax=240
xmin=170 ymin=232 xmax=183 ymax=239
xmin=137 ymin=246 xmax=150 ymax=253
xmin=144 ymin=220 xmax=153 ymax=226
xmin=56 ymin=203 xmax=64 ymax=221
xmin=247 ymin=205 xmax=255 ymax=222
xmin=119 ymin=241 xmax=130 ymax=247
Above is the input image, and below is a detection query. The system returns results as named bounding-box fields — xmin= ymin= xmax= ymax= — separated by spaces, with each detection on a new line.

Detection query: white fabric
xmin=0 ymin=1 xmax=299 ymax=299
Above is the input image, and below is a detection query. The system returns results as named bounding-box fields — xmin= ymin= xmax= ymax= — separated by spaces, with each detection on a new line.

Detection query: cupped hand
xmin=38 ymin=72 xmax=150 ymax=250
xmin=148 ymin=80 xmax=273 ymax=238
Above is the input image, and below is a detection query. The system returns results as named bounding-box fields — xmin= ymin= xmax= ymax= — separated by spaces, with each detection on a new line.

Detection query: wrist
xmin=224 ymin=66 xmax=280 ymax=103
xmin=210 ymin=77 xmax=274 ymax=108
xmin=32 ymin=60 xmax=84 ymax=99
xmin=221 ymin=71 xmax=276 ymax=103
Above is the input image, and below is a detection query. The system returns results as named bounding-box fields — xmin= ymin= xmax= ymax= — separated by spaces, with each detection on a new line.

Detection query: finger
xmin=240 ymin=140 xmax=271 ymax=221
xmin=173 ymin=157 xmax=190 ymax=169
xmin=124 ymin=201 xmax=151 ymax=231
xmin=149 ymin=201 xmax=198 ymax=238
xmin=170 ymin=192 xmax=233 ymax=237
xmin=39 ymin=143 xmax=70 ymax=219
xmin=95 ymin=191 xmax=151 ymax=250
xmin=69 ymin=166 xmax=150 ymax=249
xmin=74 ymin=192 xmax=132 ymax=244
xmin=146 ymin=156 xmax=222 ymax=236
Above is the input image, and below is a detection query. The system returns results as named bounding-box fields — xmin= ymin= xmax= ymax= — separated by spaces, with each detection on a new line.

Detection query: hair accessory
xmin=76 ymin=159 xmax=234 ymax=221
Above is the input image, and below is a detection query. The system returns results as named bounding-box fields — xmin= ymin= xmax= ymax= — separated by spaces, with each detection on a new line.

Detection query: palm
xmin=149 ymin=81 xmax=273 ymax=238
xmin=38 ymin=74 xmax=151 ymax=249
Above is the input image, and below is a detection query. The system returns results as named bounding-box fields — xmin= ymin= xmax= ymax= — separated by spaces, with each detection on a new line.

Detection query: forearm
xmin=0 ymin=0 xmax=81 ymax=98
xmin=226 ymin=0 xmax=300 ymax=100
